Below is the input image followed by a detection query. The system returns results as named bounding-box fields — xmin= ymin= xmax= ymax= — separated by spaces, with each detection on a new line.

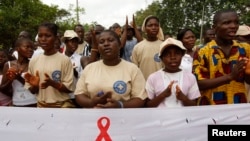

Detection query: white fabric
xmin=8 ymin=61 xmax=37 ymax=106
xmin=0 ymin=104 xmax=250 ymax=140
xmin=32 ymin=47 xmax=44 ymax=58
xmin=180 ymin=54 xmax=193 ymax=73
xmin=146 ymin=69 xmax=200 ymax=108
xmin=62 ymin=52 xmax=82 ymax=99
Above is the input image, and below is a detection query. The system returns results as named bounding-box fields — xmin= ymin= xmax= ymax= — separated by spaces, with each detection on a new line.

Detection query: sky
xmin=41 ymin=0 xmax=156 ymax=28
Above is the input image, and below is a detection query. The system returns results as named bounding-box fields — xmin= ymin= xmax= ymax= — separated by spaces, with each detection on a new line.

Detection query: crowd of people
xmin=0 ymin=9 xmax=250 ymax=108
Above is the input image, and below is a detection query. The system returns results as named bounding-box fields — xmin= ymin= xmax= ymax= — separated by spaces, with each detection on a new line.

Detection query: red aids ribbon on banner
xmin=96 ymin=117 xmax=112 ymax=141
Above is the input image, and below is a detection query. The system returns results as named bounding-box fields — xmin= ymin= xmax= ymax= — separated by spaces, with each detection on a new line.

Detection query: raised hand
xmin=6 ymin=67 xmax=19 ymax=81
xmin=24 ymin=70 xmax=40 ymax=87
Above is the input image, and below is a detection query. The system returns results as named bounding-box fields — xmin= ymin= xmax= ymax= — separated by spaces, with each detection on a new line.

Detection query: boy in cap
xmin=145 ymin=38 xmax=200 ymax=108
xmin=235 ymin=25 xmax=250 ymax=44
xmin=62 ymin=30 xmax=82 ymax=107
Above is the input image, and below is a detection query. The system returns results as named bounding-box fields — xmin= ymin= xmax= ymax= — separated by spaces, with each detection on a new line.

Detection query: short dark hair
xmin=15 ymin=38 xmax=34 ymax=48
xmin=39 ymin=22 xmax=58 ymax=36
xmin=177 ymin=28 xmax=194 ymax=41
xmin=213 ymin=9 xmax=237 ymax=25
xmin=100 ymin=30 xmax=121 ymax=46
xmin=74 ymin=24 xmax=84 ymax=31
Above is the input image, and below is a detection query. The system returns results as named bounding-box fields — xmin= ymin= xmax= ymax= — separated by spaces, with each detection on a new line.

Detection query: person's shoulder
xmin=121 ymin=59 xmax=138 ymax=68
xmin=56 ymin=52 xmax=73 ymax=61
xmin=85 ymin=60 xmax=101 ymax=67
xmin=148 ymin=69 xmax=162 ymax=79
xmin=134 ymin=39 xmax=146 ymax=46
xmin=83 ymin=60 xmax=101 ymax=72
xmin=182 ymin=70 xmax=196 ymax=79
xmin=198 ymin=40 xmax=217 ymax=52
xmin=29 ymin=53 xmax=42 ymax=62
xmin=72 ymin=52 xmax=82 ymax=59
xmin=235 ymin=40 xmax=250 ymax=48
xmin=146 ymin=70 xmax=162 ymax=83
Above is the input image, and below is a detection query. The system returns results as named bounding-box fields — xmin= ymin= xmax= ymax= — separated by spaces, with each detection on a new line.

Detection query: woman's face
xmin=38 ymin=26 xmax=56 ymax=52
xmin=145 ymin=18 xmax=159 ymax=37
xmin=18 ymin=40 xmax=34 ymax=59
xmin=181 ymin=30 xmax=196 ymax=50
xmin=161 ymin=46 xmax=183 ymax=73
xmin=98 ymin=32 xmax=120 ymax=60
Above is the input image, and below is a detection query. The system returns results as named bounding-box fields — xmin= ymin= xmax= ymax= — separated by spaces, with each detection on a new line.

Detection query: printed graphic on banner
xmin=208 ymin=124 xmax=250 ymax=141
xmin=96 ymin=117 xmax=112 ymax=141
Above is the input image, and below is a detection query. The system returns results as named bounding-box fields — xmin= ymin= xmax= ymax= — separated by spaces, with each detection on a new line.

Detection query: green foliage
xmin=0 ymin=0 xmax=84 ymax=50
xmin=0 ymin=0 xmax=59 ymax=49
xmin=134 ymin=0 xmax=250 ymax=39
xmin=134 ymin=1 xmax=161 ymax=27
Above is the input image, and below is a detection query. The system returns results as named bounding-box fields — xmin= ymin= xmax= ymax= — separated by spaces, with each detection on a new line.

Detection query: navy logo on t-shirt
xmin=113 ymin=81 xmax=127 ymax=94
xmin=52 ymin=70 xmax=61 ymax=82
xmin=154 ymin=53 xmax=161 ymax=62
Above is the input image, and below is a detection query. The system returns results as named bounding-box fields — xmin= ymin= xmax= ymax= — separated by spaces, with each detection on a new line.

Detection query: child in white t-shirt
xmin=145 ymin=38 xmax=200 ymax=108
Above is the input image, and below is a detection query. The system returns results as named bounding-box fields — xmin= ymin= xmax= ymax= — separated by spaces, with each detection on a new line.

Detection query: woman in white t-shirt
xmin=74 ymin=30 xmax=147 ymax=108
xmin=177 ymin=28 xmax=197 ymax=73
xmin=145 ymin=38 xmax=200 ymax=108
xmin=1 ymin=38 xmax=37 ymax=107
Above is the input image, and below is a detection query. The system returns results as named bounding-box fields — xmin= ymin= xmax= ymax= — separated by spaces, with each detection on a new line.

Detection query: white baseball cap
xmin=236 ymin=25 xmax=250 ymax=36
xmin=62 ymin=30 xmax=80 ymax=42
xmin=159 ymin=38 xmax=186 ymax=57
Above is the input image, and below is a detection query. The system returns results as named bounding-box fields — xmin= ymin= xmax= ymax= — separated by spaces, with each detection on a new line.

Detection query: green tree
xmin=0 ymin=0 xmax=81 ymax=50
xmin=134 ymin=0 xmax=250 ymax=40
xmin=0 ymin=0 xmax=59 ymax=49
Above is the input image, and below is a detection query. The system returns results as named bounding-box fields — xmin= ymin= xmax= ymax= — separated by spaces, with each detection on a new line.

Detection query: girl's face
xmin=98 ymin=32 xmax=120 ymax=60
xmin=38 ymin=26 xmax=56 ymax=52
xmin=17 ymin=41 xmax=34 ymax=59
xmin=161 ymin=46 xmax=184 ymax=73
xmin=145 ymin=18 xmax=159 ymax=37
xmin=54 ymin=38 xmax=61 ymax=52
xmin=181 ymin=30 xmax=196 ymax=50
xmin=0 ymin=51 xmax=8 ymax=66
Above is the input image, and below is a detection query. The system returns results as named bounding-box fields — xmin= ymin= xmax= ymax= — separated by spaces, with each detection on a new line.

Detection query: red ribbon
xmin=96 ymin=117 xmax=112 ymax=141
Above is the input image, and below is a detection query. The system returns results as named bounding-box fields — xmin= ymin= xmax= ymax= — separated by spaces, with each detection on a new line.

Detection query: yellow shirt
xmin=193 ymin=40 xmax=250 ymax=105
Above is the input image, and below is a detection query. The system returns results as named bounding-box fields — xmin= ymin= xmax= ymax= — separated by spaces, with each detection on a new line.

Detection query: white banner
xmin=1 ymin=104 xmax=250 ymax=141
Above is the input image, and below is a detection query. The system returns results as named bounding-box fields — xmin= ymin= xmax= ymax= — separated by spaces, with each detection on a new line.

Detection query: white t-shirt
xmin=180 ymin=54 xmax=193 ymax=73
xmin=62 ymin=52 xmax=82 ymax=99
xmin=146 ymin=69 xmax=200 ymax=108
xmin=7 ymin=61 xmax=37 ymax=106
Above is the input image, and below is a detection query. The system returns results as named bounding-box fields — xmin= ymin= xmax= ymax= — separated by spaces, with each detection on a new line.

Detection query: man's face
xmin=214 ymin=12 xmax=239 ymax=40
xmin=74 ymin=26 xmax=84 ymax=42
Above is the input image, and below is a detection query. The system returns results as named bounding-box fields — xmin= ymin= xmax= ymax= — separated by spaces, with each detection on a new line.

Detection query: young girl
xmin=145 ymin=38 xmax=200 ymax=108
xmin=24 ymin=22 xmax=75 ymax=108
xmin=131 ymin=15 xmax=164 ymax=80
xmin=0 ymin=38 xmax=37 ymax=107
xmin=0 ymin=49 xmax=12 ymax=106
